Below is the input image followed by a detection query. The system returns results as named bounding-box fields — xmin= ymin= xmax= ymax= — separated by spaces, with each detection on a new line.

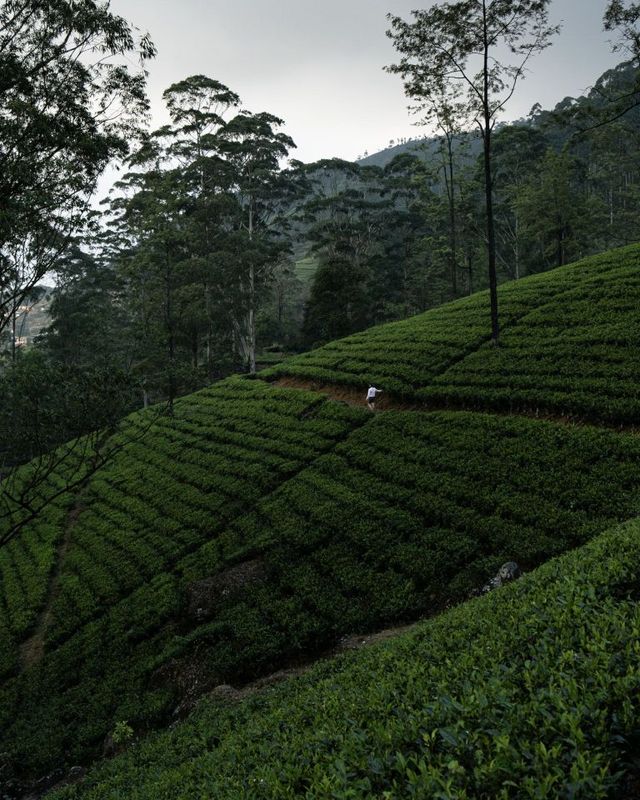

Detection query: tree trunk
xmin=11 ymin=303 xmax=17 ymax=363
xmin=482 ymin=0 xmax=499 ymax=345
xmin=204 ymin=282 xmax=213 ymax=380
xmin=165 ymin=254 xmax=175 ymax=415
xmin=247 ymin=204 xmax=256 ymax=374
xmin=446 ymin=134 xmax=458 ymax=297
xmin=514 ymin=213 xmax=520 ymax=280
xmin=192 ymin=330 xmax=199 ymax=369
xmin=248 ymin=261 xmax=256 ymax=373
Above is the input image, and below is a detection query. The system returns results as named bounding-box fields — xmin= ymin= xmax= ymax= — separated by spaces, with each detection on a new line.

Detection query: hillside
xmin=356 ymin=131 xmax=482 ymax=168
xmin=1 ymin=245 xmax=639 ymax=797
xmin=265 ymin=245 xmax=640 ymax=424
xmin=52 ymin=517 xmax=640 ymax=799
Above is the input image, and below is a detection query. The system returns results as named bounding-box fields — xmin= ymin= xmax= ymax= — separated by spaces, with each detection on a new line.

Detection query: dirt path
xmin=272 ymin=376 xmax=637 ymax=432
xmin=19 ymin=504 xmax=84 ymax=671
xmin=274 ymin=376 xmax=422 ymax=412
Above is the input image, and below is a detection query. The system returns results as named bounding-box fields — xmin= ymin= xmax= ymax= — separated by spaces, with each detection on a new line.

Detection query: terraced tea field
xmin=51 ymin=517 xmax=640 ymax=800
xmin=264 ymin=246 xmax=640 ymax=424
xmin=1 ymin=244 xmax=639 ymax=797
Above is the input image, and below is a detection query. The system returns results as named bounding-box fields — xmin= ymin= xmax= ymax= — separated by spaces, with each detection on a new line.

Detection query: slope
xmin=264 ymin=245 xmax=640 ymax=425
xmin=51 ymin=517 xmax=640 ymax=800
xmin=0 ymin=245 xmax=639 ymax=793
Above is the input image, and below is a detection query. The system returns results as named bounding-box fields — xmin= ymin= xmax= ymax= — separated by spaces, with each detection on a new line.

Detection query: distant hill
xmin=356 ymin=132 xmax=483 ymax=168
xmin=11 ymin=285 xmax=53 ymax=348
xmin=356 ymin=60 xmax=640 ymax=171
xmin=356 ymin=136 xmax=432 ymax=167
xmin=1 ymin=244 xmax=640 ymax=798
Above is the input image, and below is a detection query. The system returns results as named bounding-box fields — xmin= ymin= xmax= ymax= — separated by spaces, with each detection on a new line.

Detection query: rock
xmin=68 ymin=766 xmax=85 ymax=779
xmin=208 ymin=683 xmax=242 ymax=702
xmin=482 ymin=561 xmax=522 ymax=594
xmin=497 ymin=561 xmax=521 ymax=583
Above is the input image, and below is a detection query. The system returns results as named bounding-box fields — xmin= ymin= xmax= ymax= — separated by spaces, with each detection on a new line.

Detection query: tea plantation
xmin=264 ymin=245 xmax=640 ymax=424
xmin=1 ymin=244 xmax=639 ymax=797
xmin=51 ymin=517 xmax=640 ymax=800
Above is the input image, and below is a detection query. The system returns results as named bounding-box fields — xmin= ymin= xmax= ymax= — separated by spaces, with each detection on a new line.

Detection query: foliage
xmin=111 ymin=721 xmax=134 ymax=746
xmin=266 ymin=244 xmax=640 ymax=424
xmin=0 ymin=0 xmax=155 ymax=336
xmin=103 ymin=74 xmax=299 ymax=395
xmin=1 ymin=375 xmax=638 ymax=780
xmin=51 ymin=518 xmax=640 ymax=799
xmin=387 ymin=0 xmax=560 ymax=343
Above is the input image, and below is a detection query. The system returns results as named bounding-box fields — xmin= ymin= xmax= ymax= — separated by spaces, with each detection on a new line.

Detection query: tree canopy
xmin=0 ymin=0 xmax=155 ymax=336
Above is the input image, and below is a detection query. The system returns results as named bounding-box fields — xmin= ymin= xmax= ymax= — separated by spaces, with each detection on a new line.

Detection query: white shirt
xmin=367 ymin=387 xmax=379 ymax=400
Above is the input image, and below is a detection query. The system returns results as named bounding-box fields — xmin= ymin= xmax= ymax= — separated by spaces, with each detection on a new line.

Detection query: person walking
xmin=366 ymin=385 xmax=383 ymax=410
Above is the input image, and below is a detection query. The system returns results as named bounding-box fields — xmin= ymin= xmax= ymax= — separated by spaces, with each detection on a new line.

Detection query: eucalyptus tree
xmin=161 ymin=76 xmax=241 ymax=376
xmin=377 ymin=154 xmax=432 ymax=318
xmin=605 ymin=1 xmax=640 ymax=62
xmin=300 ymin=160 xmax=383 ymax=344
xmin=105 ymin=137 xmax=194 ymax=412
xmin=516 ymin=148 xmax=603 ymax=269
xmin=433 ymin=103 xmax=465 ymax=297
xmin=301 ymin=157 xmax=431 ymax=341
xmin=387 ymin=0 xmax=559 ymax=344
xmin=104 ymin=76 xmax=299 ymax=380
xmin=0 ymin=0 xmax=155 ymax=337
xmin=492 ymin=125 xmax=546 ymax=279
xmin=587 ymin=118 xmax=640 ymax=246
xmin=218 ymin=111 xmax=296 ymax=372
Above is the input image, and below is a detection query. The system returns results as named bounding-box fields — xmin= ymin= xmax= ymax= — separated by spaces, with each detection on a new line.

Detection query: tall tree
xmin=492 ymin=124 xmax=546 ymax=279
xmin=387 ymin=0 xmax=558 ymax=344
xmin=107 ymin=157 xmax=193 ymax=412
xmin=218 ymin=111 xmax=296 ymax=372
xmin=605 ymin=1 xmax=640 ymax=62
xmin=516 ymin=148 xmax=604 ymax=268
xmin=0 ymin=0 xmax=155 ymax=336
xmin=436 ymin=106 xmax=462 ymax=298
xmin=160 ymin=76 xmax=241 ymax=377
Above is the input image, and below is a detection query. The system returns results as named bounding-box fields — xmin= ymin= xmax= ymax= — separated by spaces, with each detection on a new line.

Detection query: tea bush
xmin=265 ymin=245 xmax=640 ymax=424
xmin=2 ymin=248 xmax=639 ymax=787
xmin=51 ymin=518 xmax=640 ymax=800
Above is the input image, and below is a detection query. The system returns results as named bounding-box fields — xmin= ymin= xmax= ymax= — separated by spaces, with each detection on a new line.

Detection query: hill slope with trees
xmin=265 ymin=245 xmax=640 ymax=424
xmin=1 ymin=244 xmax=639 ymax=797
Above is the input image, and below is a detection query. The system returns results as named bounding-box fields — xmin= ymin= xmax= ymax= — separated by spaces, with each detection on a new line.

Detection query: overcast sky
xmin=109 ymin=0 xmax=621 ymax=164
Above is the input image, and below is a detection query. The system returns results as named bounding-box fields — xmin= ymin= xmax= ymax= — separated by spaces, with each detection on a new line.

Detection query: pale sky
xmin=109 ymin=0 xmax=621 ymax=164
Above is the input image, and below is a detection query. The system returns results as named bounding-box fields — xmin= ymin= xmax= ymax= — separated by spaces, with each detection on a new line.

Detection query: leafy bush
xmin=2 ymin=248 xmax=640 ymax=786
xmin=51 ymin=518 xmax=640 ymax=799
